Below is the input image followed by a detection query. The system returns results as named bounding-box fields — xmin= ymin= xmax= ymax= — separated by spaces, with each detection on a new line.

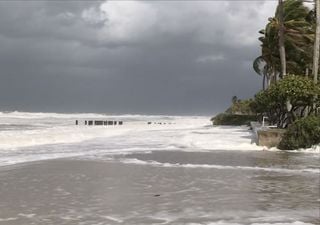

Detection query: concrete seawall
xmin=250 ymin=122 xmax=285 ymax=148
xmin=257 ymin=129 xmax=286 ymax=148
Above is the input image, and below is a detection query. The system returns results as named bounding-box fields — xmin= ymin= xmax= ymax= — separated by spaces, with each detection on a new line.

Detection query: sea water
xmin=0 ymin=112 xmax=319 ymax=225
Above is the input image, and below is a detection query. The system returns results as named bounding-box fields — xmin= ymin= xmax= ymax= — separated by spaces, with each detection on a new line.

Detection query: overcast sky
xmin=0 ymin=0 xmax=277 ymax=115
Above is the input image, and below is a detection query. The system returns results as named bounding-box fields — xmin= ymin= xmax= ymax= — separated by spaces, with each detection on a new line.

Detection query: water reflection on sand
xmin=0 ymin=150 xmax=318 ymax=225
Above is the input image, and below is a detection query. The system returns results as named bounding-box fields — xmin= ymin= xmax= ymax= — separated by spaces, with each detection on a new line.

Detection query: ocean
xmin=0 ymin=112 xmax=319 ymax=225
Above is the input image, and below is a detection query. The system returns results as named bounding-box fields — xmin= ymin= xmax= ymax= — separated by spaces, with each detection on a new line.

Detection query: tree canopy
xmin=251 ymin=75 xmax=320 ymax=127
xmin=253 ymin=0 xmax=316 ymax=89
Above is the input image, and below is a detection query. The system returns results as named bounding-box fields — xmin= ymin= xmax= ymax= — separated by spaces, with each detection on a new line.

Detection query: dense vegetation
xmin=250 ymin=75 xmax=320 ymax=128
xmin=212 ymin=0 xmax=320 ymax=149
xmin=211 ymin=96 xmax=257 ymax=126
xmin=250 ymin=0 xmax=320 ymax=149
xmin=225 ymin=97 xmax=255 ymax=115
xmin=211 ymin=113 xmax=257 ymax=126
xmin=253 ymin=0 xmax=318 ymax=88
xmin=278 ymin=115 xmax=320 ymax=149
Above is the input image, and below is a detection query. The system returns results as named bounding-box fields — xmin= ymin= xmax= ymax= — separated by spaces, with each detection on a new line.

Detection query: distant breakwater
xmin=76 ymin=120 xmax=123 ymax=126
xmin=75 ymin=120 xmax=175 ymax=126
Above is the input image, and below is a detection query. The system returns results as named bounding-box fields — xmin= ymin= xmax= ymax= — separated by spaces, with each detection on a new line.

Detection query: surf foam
xmin=118 ymin=158 xmax=319 ymax=174
xmin=0 ymin=112 xmax=318 ymax=167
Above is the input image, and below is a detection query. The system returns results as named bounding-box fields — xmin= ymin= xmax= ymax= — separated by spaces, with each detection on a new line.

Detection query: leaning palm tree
xmin=253 ymin=27 xmax=282 ymax=89
xmin=313 ymin=0 xmax=320 ymax=85
xmin=278 ymin=0 xmax=287 ymax=77
xmin=312 ymin=0 xmax=320 ymax=114
xmin=276 ymin=0 xmax=314 ymax=75
xmin=254 ymin=0 xmax=314 ymax=86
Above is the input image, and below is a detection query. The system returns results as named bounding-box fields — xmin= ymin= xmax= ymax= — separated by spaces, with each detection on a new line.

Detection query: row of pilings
xmin=75 ymin=120 xmax=123 ymax=126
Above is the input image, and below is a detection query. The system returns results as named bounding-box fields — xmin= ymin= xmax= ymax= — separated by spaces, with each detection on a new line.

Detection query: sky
xmin=0 ymin=0 xmax=277 ymax=115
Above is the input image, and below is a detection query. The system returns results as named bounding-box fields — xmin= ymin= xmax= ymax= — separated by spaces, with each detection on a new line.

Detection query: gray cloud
xmin=0 ymin=1 xmax=277 ymax=115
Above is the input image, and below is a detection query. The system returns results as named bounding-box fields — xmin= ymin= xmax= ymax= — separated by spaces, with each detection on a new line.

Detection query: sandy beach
xmin=0 ymin=113 xmax=319 ymax=225
xmin=0 ymin=150 xmax=319 ymax=225
xmin=1 ymin=0 xmax=320 ymax=224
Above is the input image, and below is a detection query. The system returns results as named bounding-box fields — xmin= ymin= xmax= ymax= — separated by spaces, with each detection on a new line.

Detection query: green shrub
xmin=225 ymin=98 xmax=255 ymax=115
xmin=252 ymin=75 xmax=320 ymax=128
xmin=211 ymin=113 xmax=257 ymax=126
xmin=278 ymin=115 xmax=320 ymax=150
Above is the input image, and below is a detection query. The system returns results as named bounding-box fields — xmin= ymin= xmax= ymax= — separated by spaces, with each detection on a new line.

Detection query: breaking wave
xmin=118 ymin=158 xmax=320 ymax=174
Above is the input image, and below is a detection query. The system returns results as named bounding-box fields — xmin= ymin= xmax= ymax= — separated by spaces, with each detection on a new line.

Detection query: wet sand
xmin=0 ymin=150 xmax=319 ymax=225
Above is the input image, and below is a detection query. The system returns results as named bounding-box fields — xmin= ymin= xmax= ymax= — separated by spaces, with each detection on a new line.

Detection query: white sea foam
xmin=177 ymin=126 xmax=263 ymax=151
xmin=0 ymin=111 xmax=184 ymax=120
xmin=295 ymin=144 xmax=320 ymax=153
xmin=207 ymin=223 xmax=315 ymax=225
xmin=0 ymin=113 xmax=224 ymax=150
xmin=0 ymin=112 xmax=318 ymax=166
xmin=134 ymin=209 xmax=318 ymax=225
xmin=204 ymin=222 xmax=315 ymax=225
xmin=139 ymin=207 xmax=318 ymax=225
xmin=100 ymin=216 xmax=123 ymax=223
xmin=118 ymin=158 xmax=319 ymax=174
xmin=250 ymin=222 xmax=314 ymax=225
xmin=0 ymin=126 xmax=132 ymax=149
xmin=0 ymin=217 xmax=18 ymax=222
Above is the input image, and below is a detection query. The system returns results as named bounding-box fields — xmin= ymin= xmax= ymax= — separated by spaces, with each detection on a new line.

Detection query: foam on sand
xmin=177 ymin=125 xmax=263 ymax=151
xmin=0 ymin=112 xmax=318 ymax=167
xmin=118 ymin=158 xmax=319 ymax=174
xmin=0 ymin=126 xmax=131 ymax=150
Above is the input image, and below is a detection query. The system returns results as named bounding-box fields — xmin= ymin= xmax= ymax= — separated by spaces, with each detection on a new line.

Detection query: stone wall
xmin=257 ymin=129 xmax=286 ymax=148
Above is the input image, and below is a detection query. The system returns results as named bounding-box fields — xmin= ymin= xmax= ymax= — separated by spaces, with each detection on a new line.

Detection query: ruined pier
xmin=75 ymin=120 xmax=123 ymax=126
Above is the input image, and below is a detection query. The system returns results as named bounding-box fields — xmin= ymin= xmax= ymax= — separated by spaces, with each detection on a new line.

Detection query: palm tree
xmin=276 ymin=0 xmax=314 ymax=75
xmin=232 ymin=96 xmax=238 ymax=104
xmin=313 ymin=0 xmax=319 ymax=85
xmin=278 ymin=0 xmax=287 ymax=77
xmin=253 ymin=56 xmax=271 ymax=90
xmin=253 ymin=28 xmax=281 ymax=89
xmin=254 ymin=0 xmax=314 ymax=87
xmin=312 ymin=0 xmax=320 ymax=114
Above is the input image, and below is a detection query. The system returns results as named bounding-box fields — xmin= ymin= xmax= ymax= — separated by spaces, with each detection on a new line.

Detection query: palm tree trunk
xmin=278 ymin=0 xmax=291 ymax=114
xmin=313 ymin=0 xmax=320 ymax=85
xmin=274 ymin=70 xmax=278 ymax=82
xmin=278 ymin=0 xmax=286 ymax=77
xmin=313 ymin=0 xmax=320 ymax=114
xmin=267 ymin=75 xmax=271 ymax=87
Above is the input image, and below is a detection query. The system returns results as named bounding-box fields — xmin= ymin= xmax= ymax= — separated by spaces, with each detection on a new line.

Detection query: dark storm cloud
xmin=0 ymin=1 xmax=277 ymax=115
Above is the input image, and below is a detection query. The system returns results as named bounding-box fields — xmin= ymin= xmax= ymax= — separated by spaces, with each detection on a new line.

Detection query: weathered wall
xmin=257 ymin=129 xmax=286 ymax=148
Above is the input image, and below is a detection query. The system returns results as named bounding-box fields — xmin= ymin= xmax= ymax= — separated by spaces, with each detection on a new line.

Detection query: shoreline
xmin=0 ymin=154 xmax=319 ymax=225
